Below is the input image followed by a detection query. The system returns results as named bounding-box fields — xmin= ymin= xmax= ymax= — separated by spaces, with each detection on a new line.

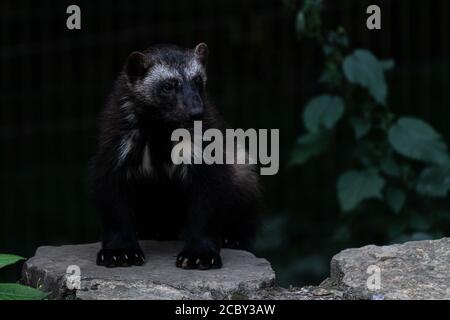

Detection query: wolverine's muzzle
xmin=183 ymin=86 xmax=204 ymax=119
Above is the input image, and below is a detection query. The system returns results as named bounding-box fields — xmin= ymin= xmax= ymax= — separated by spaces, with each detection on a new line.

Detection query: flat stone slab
xmin=330 ymin=238 xmax=450 ymax=300
xmin=21 ymin=241 xmax=275 ymax=300
xmin=21 ymin=238 xmax=450 ymax=300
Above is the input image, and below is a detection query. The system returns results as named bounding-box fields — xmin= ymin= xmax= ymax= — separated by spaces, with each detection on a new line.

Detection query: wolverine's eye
xmin=162 ymin=79 xmax=179 ymax=93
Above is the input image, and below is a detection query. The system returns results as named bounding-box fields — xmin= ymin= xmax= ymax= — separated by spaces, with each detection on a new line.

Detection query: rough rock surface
xmin=21 ymin=238 xmax=450 ymax=300
xmin=21 ymin=241 xmax=275 ymax=300
xmin=329 ymin=237 xmax=450 ymax=300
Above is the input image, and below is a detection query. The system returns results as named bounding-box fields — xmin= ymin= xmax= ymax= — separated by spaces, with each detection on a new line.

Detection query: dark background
xmin=1 ymin=0 xmax=449 ymax=286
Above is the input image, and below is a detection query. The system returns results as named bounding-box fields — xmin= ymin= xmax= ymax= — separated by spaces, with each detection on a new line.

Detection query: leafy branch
xmin=0 ymin=254 xmax=47 ymax=300
xmin=290 ymin=0 xmax=450 ymax=239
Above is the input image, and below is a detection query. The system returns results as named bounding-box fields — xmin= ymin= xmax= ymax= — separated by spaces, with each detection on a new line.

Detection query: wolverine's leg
xmin=95 ymin=183 xmax=145 ymax=267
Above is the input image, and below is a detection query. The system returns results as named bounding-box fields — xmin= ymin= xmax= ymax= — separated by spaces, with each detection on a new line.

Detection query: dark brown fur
xmin=91 ymin=44 xmax=262 ymax=269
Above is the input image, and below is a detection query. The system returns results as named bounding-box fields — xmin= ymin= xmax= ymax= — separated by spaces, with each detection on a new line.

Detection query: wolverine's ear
xmin=125 ymin=52 xmax=150 ymax=82
xmin=194 ymin=43 xmax=208 ymax=66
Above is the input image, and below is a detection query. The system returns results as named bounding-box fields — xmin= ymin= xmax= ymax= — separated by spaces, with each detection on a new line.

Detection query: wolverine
xmin=91 ymin=43 xmax=262 ymax=269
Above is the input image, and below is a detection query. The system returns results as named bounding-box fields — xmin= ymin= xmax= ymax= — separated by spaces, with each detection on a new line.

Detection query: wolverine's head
xmin=123 ymin=43 xmax=209 ymax=125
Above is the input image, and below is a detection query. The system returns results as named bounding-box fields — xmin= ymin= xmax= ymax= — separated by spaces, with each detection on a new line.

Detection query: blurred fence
xmin=0 ymin=0 xmax=449 ymax=285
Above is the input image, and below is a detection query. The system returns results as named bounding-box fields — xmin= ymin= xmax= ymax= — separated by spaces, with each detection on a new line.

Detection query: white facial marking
xmin=185 ymin=59 xmax=205 ymax=80
xmin=133 ymin=63 xmax=181 ymax=102
xmin=143 ymin=64 xmax=180 ymax=87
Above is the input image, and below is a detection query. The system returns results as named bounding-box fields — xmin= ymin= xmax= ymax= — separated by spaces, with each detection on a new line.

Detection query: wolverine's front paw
xmin=97 ymin=248 xmax=145 ymax=268
xmin=176 ymin=242 xmax=222 ymax=270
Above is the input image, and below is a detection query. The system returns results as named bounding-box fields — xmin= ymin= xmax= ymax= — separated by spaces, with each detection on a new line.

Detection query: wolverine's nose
xmin=188 ymin=94 xmax=204 ymax=119
xmin=182 ymin=85 xmax=204 ymax=119
xmin=190 ymin=107 xmax=203 ymax=119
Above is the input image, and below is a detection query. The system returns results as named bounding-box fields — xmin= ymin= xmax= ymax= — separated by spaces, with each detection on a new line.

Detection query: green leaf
xmin=380 ymin=59 xmax=395 ymax=71
xmin=326 ymin=28 xmax=349 ymax=49
xmin=0 ymin=254 xmax=25 ymax=269
xmin=295 ymin=0 xmax=323 ymax=38
xmin=388 ymin=117 xmax=450 ymax=165
xmin=343 ymin=49 xmax=388 ymax=105
xmin=386 ymin=187 xmax=406 ymax=214
xmin=380 ymin=157 xmax=401 ymax=177
xmin=0 ymin=284 xmax=47 ymax=300
xmin=303 ymin=95 xmax=345 ymax=132
xmin=295 ymin=11 xmax=306 ymax=35
xmin=290 ymin=131 xmax=329 ymax=166
xmin=416 ymin=166 xmax=450 ymax=198
xmin=337 ymin=170 xmax=385 ymax=211
xmin=319 ymin=63 xmax=342 ymax=87
xmin=350 ymin=116 xmax=371 ymax=139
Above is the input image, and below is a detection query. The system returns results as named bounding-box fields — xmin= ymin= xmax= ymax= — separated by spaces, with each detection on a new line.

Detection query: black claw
xmin=175 ymin=256 xmax=183 ymax=268
xmin=132 ymin=252 xmax=146 ymax=266
xmin=176 ymin=248 xmax=222 ymax=270
xmin=96 ymin=251 xmax=106 ymax=265
xmin=97 ymin=249 xmax=145 ymax=268
xmin=116 ymin=254 xmax=129 ymax=267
